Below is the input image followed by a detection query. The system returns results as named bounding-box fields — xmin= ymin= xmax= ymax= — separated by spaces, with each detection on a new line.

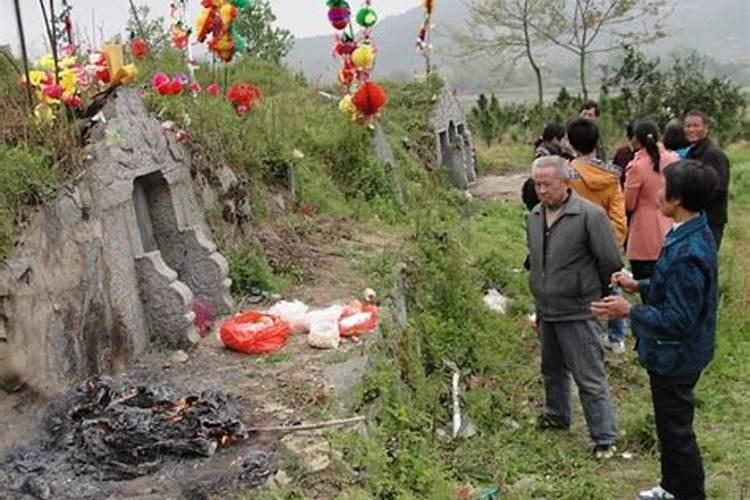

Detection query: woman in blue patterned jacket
xmin=591 ymin=159 xmax=719 ymax=500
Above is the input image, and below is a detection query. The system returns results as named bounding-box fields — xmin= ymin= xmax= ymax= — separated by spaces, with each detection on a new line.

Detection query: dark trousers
xmin=631 ymin=260 xmax=656 ymax=281
xmin=649 ymin=372 xmax=706 ymax=500
xmin=710 ymin=224 xmax=725 ymax=251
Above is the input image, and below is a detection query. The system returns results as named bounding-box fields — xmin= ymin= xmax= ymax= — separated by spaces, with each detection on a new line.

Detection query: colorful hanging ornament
xmin=351 ymin=44 xmax=375 ymax=71
xmin=351 ymin=81 xmax=388 ymax=118
xmin=327 ymin=0 xmax=352 ymax=30
xmin=417 ymin=0 xmax=435 ymax=74
xmin=170 ymin=1 xmax=191 ymax=50
xmin=195 ymin=0 xmax=251 ymax=63
xmin=356 ymin=5 xmax=378 ymax=28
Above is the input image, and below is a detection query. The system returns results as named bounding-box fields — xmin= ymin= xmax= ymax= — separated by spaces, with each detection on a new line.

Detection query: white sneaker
xmin=603 ymin=338 xmax=626 ymax=354
xmin=637 ymin=485 xmax=675 ymax=500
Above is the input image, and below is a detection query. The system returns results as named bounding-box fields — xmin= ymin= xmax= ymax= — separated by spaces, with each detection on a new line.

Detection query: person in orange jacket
xmin=566 ymin=118 xmax=628 ymax=246
xmin=567 ymin=117 xmax=629 ymax=353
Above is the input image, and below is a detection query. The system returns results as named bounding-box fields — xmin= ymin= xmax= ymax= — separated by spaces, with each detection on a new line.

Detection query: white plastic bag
xmin=305 ymin=306 xmax=343 ymax=349
xmin=267 ymin=300 xmax=309 ymax=334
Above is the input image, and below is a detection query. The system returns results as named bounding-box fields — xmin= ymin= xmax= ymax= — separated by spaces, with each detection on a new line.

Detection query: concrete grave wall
xmin=430 ymin=88 xmax=477 ymax=189
xmin=0 ymin=88 xmax=232 ymax=393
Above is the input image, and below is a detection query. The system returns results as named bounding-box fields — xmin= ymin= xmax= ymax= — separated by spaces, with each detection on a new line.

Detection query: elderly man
xmin=527 ymin=155 xmax=622 ymax=458
xmin=684 ymin=110 xmax=731 ymax=250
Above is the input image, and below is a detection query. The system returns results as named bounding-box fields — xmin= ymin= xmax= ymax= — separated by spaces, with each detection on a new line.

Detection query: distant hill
xmin=286 ymin=0 xmax=750 ymax=96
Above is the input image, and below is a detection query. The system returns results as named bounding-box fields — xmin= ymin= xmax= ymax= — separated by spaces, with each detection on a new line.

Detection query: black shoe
xmin=536 ymin=414 xmax=569 ymax=430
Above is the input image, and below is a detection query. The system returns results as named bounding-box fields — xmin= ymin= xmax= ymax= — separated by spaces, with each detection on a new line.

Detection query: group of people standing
xmin=523 ymin=101 xmax=731 ymax=500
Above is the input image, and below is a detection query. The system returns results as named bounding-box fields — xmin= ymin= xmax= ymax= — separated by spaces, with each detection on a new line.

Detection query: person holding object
xmin=527 ymin=155 xmax=621 ymax=459
xmin=591 ymin=160 xmax=719 ymax=500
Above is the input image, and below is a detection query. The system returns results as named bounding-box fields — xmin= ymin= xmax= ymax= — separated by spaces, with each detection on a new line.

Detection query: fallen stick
xmin=246 ymin=416 xmax=366 ymax=434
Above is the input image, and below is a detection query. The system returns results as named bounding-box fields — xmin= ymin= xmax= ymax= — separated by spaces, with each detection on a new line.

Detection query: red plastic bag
xmin=220 ymin=311 xmax=290 ymax=355
xmin=339 ymin=302 xmax=379 ymax=338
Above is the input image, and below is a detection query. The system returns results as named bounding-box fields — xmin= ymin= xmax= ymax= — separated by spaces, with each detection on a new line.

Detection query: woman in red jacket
xmin=624 ymin=120 xmax=679 ymax=280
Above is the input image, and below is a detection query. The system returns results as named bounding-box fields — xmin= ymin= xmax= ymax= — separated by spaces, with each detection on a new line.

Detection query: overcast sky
xmin=1 ymin=0 xmax=413 ymax=56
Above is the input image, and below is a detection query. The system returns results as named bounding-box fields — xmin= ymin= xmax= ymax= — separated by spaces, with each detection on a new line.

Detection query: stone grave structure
xmin=0 ymin=88 xmax=232 ymax=392
xmin=430 ymin=87 xmax=477 ymax=190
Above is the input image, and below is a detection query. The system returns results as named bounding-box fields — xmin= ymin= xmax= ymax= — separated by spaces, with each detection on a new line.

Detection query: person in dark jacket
xmin=684 ymin=110 xmax=730 ymax=250
xmin=522 ymin=123 xmax=572 ymax=211
xmin=663 ymin=119 xmax=691 ymax=159
xmin=580 ymin=100 xmax=608 ymax=163
xmin=528 ymin=155 xmax=621 ymax=459
xmin=592 ymin=160 xmax=719 ymax=500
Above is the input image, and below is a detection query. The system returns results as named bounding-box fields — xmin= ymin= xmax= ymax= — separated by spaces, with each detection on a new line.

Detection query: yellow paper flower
xmin=36 ymin=54 xmax=56 ymax=71
xmin=28 ymin=70 xmax=47 ymax=88
xmin=34 ymin=103 xmax=56 ymax=124
xmin=60 ymin=69 xmax=78 ymax=96
xmin=339 ymin=95 xmax=358 ymax=121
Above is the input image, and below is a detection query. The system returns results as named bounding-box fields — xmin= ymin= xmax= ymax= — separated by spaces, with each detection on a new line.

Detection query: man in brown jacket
xmin=567 ymin=118 xmax=629 ymax=353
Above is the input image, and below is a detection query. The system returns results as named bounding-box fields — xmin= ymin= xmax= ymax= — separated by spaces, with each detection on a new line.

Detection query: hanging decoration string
xmin=417 ymin=0 xmax=434 ymax=76
xmin=326 ymin=0 xmax=387 ymax=125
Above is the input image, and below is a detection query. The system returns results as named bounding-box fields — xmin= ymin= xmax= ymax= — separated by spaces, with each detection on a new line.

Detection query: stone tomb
xmin=430 ymin=88 xmax=477 ymax=190
xmin=0 ymin=89 xmax=232 ymax=391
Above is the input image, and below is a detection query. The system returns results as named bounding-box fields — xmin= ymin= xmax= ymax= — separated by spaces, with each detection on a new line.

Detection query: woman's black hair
xmin=663 ymin=120 xmax=690 ymax=151
xmin=663 ymin=160 xmax=719 ymax=213
xmin=634 ymin=119 xmax=661 ymax=172
xmin=534 ymin=123 xmax=566 ymax=148
xmin=625 ymin=121 xmax=634 ymax=140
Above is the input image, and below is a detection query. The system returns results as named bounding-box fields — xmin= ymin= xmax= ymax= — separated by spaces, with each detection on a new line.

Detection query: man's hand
xmin=591 ymin=295 xmax=631 ymax=321
xmin=611 ymin=270 xmax=639 ymax=294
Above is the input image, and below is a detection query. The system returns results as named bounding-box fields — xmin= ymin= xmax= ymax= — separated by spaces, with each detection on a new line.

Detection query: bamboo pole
xmin=12 ymin=0 xmax=34 ymax=107
xmin=128 ymin=0 xmax=147 ymax=41
xmin=246 ymin=416 xmax=366 ymax=434
xmin=48 ymin=0 xmax=60 ymax=83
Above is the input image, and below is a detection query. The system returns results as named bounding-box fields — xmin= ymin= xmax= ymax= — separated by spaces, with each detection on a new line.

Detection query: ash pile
xmin=1 ymin=376 xmax=269 ymax=498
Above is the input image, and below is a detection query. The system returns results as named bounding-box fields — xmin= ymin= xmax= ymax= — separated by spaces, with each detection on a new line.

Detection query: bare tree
xmin=454 ymin=0 xmax=553 ymax=111
xmin=536 ymin=0 xmax=670 ymax=100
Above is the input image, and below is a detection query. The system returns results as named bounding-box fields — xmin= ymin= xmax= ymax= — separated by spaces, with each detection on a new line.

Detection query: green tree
xmin=455 ymin=0 xmax=553 ymax=111
xmin=603 ymin=47 xmax=746 ymax=144
xmin=535 ymin=0 xmax=671 ymax=100
xmin=471 ymin=94 xmax=501 ymax=147
xmin=126 ymin=2 xmax=169 ymax=52
xmin=234 ymin=0 xmax=294 ymax=64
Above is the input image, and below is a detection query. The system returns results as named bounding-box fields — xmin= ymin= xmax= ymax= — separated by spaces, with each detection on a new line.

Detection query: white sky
xmin=0 ymin=0 xmax=414 ymax=56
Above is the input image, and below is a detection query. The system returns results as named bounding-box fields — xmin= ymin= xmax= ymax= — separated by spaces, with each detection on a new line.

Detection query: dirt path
xmin=468 ymin=172 xmax=528 ymax=203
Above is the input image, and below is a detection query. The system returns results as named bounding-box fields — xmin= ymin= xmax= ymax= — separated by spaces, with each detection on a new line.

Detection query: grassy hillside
xmin=2 ymin=50 xmax=748 ymax=498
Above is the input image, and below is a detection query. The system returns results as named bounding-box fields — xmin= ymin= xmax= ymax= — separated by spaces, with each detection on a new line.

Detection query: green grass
xmin=0 ymin=144 xmax=59 ymax=256
xmin=321 ymin=143 xmax=750 ymax=499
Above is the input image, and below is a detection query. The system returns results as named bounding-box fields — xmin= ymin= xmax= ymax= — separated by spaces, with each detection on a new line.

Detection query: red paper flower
xmin=207 ymin=82 xmax=221 ymax=96
xmin=168 ymin=80 xmax=183 ymax=95
xmin=152 ymin=72 xmax=170 ymax=89
xmin=351 ymin=81 xmax=388 ymax=117
xmin=131 ymin=38 xmax=150 ymax=59
xmin=227 ymin=83 xmax=261 ymax=114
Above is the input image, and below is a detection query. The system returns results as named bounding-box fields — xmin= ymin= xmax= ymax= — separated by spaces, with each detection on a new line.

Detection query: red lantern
xmin=351 ymin=81 xmax=388 ymax=117
xmin=131 ymin=38 xmax=150 ymax=59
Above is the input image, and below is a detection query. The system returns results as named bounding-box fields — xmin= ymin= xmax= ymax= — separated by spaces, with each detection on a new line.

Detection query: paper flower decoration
xmin=227 ymin=82 xmax=261 ymax=115
xmin=207 ymin=82 xmax=221 ymax=96
xmin=195 ymin=0 xmax=250 ymax=63
xmin=130 ymin=38 xmax=150 ymax=59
